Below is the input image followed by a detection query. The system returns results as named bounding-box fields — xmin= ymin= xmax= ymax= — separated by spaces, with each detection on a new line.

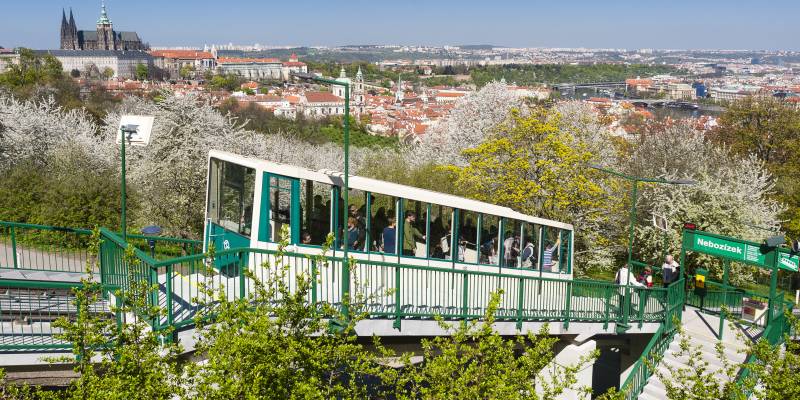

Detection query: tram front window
xmin=207 ymin=158 xmax=256 ymax=238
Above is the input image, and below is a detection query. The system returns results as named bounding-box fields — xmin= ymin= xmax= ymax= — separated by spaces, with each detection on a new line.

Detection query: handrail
xmin=0 ymin=221 xmax=202 ymax=245
xmin=619 ymin=277 xmax=685 ymax=400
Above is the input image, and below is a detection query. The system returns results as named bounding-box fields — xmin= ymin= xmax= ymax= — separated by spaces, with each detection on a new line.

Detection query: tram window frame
xmin=500 ymin=219 xmax=523 ymax=269
xmin=263 ymin=174 xmax=297 ymax=243
xmin=456 ymin=210 xmax=479 ymax=264
xmin=558 ymin=229 xmax=573 ymax=274
xmin=299 ymin=179 xmax=333 ymax=247
xmin=479 ymin=214 xmax=500 ymax=266
xmin=345 ymin=188 xmax=369 ymax=253
xmin=540 ymin=226 xmax=563 ymax=273
xmin=519 ymin=222 xmax=542 ymax=270
xmin=428 ymin=204 xmax=454 ymax=260
xmin=370 ymin=193 xmax=397 ymax=254
xmin=400 ymin=199 xmax=428 ymax=258
xmin=207 ymin=158 xmax=256 ymax=238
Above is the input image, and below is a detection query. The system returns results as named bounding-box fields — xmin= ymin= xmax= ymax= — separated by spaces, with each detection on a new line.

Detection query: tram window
xmin=300 ymin=180 xmax=332 ymax=246
xmin=558 ymin=229 xmax=572 ymax=274
xmin=501 ymin=219 xmax=522 ymax=268
xmin=480 ymin=215 xmax=500 ymax=265
xmin=520 ymin=223 xmax=541 ymax=269
xmin=346 ymin=189 xmax=368 ymax=252
xmin=370 ymin=193 xmax=396 ymax=254
xmin=207 ymin=158 xmax=255 ymax=237
xmin=541 ymin=226 xmax=562 ymax=273
xmin=429 ymin=205 xmax=453 ymax=260
xmin=457 ymin=211 xmax=479 ymax=263
xmin=401 ymin=200 xmax=427 ymax=257
xmin=268 ymin=176 xmax=292 ymax=242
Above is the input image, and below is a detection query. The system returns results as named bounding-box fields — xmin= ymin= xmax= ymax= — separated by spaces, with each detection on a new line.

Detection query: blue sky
xmin=1 ymin=0 xmax=797 ymax=50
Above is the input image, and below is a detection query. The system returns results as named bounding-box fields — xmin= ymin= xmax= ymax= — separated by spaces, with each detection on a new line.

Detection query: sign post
xmin=117 ymin=115 xmax=154 ymax=242
xmin=682 ymin=227 xmax=792 ymax=333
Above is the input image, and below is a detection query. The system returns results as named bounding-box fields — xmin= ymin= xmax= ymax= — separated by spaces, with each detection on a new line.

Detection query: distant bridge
xmin=552 ymin=82 xmax=627 ymax=90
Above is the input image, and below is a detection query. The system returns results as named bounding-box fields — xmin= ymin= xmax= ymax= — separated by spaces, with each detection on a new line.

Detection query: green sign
xmin=691 ymin=234 xmax=766 ymax=266
xmin=687 ymin=231 xmax=798 ymax=272
xmin=778 ymin=251 xmax=799 ymax=272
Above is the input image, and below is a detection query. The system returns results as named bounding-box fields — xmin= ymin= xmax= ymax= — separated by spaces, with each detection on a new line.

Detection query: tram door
xmin=259 ymin=173 xmax=300 ymax=244
xmin=206 ymin=158 xmax=256 ymax=271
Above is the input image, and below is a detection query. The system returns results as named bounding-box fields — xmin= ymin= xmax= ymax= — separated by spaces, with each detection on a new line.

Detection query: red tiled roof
xmin=304 ymin=92 xmax=343 ymax=103
xmin=283 ymin=61 xmax=306 ymax=67
xmin=150 ymin=50 xmax=213 ymax=59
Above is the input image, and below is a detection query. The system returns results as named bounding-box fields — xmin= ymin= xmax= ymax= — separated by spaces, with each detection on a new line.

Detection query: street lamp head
xmin=121 ymin=124 xmax=139 ymax=133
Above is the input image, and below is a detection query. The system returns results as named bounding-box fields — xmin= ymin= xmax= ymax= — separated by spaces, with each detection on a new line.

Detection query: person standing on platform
xmin=662 ymin=254 xmax=679 ymax=288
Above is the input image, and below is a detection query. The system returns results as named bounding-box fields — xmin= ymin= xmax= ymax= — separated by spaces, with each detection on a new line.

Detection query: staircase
xmin=637 ymin=307 xmax=754 ymax=400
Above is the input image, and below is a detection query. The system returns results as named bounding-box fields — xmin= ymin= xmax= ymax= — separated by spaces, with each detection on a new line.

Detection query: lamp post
xmin=120 ymin=124 xmax=139 ymax=242
xmin=291 ymin=71 xmax=351 ymax=319
xmin=589 ymin=164 xmax=695 ymax=265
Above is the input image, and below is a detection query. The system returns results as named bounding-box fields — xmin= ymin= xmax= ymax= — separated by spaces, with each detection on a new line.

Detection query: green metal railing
xmin=0 ymin=221 xmax=202 ymax=274
xmin=619 ymin=277 xmax=685 ymax=400
xmin=735 ymin=291 xmax=791 ymax=396
xmin=95 ymin=231 xmax=675 ymax=335
xmin=0 ymin=279 xmax=112 ymax=351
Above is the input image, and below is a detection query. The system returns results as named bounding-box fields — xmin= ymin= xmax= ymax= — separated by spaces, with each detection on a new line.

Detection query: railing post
xmin=393 ymin=266 xmax=401 ymax=330
xmin=637 ymin=288 xmax=645 ymax=328
xmin=341 ymin=256 xmax=351 ymax=320
xmin=603 ymin=285 xmax=612 ymax=330
xmin=311 ymin=259 xmax=318 ymax=306
xmin=563 ymin=280 xmax=572 ymax=330
xmin=10 ymin=226 xmax=18 ymax=269
xmin=238 ymin=250 xmax=247 ymax=300
xmin=461 ymin=272 xmax=469 ymax=318
xmin=622 ymin=285 xmax=631 ymax=328
xmin=166 ymin=264 xmax=174 ymax=329
xmin=149 ymin=265 xmax=159 ymax=331
xmin=516 ymin=278 xmax=525 ymax=330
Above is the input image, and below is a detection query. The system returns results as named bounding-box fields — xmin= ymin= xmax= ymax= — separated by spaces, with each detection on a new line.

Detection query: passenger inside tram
xmin=503 ymin=232 xmax=520 ymax=268
xmin=382 ymin=216 xmax=396 ymax=254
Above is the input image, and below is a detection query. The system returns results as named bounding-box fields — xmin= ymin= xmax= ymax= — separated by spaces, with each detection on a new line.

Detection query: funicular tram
xmin=204 ymin=149 xmax=574 ymax=280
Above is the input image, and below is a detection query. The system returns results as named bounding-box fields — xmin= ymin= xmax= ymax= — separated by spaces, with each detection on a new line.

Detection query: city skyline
xmin=2 ymin=0 xmax=799 ymax=51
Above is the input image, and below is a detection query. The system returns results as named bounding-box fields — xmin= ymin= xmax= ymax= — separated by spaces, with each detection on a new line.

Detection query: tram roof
xmin=209 ymin=150 xmax=573 ymax=231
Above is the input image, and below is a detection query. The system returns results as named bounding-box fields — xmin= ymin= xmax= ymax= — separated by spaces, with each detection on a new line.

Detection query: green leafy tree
xmin=743 ymin=314 xmax=800 ymax=399
xmin=49 ymin=233 xmax=185 ymax=400
xmin=393 ymin=292 xmax=596 ymax=400
xmin=135 ymin=64 xmax=148 ymax=81
xmin=187 ymin=228 xmax=389 ymax=399
xmin=0 ymin=48 xmax=63 ymax=89
xmin=712 ymin=96 xmax=800 ymax=237
xmin=179 ymin=64 xmax=195 ymax=80
xmin=444 ymin=107 xmax=618 ymax=273
xmin=102 ymin=67 xmax=114 ymax=80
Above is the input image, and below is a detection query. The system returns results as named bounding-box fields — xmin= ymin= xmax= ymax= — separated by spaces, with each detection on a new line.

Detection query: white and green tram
xmin=204 ymin=150 xmax=574 ymax=279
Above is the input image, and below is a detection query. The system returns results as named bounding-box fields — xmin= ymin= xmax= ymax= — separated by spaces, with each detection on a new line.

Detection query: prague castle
xmin=60 ymin=2 xmax=147 ymax=51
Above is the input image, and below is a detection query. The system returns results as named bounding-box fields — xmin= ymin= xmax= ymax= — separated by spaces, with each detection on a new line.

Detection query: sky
xmin=1 ymin=0 xmax=798 ymax=50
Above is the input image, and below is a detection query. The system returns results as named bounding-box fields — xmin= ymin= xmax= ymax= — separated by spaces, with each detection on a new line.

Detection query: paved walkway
xmin=0 ymin=241 xmax=93 ymax=279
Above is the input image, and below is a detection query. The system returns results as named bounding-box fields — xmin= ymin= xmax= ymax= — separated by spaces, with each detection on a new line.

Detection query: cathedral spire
xmin=69 ymin=8 xmax=77 ymax=32
xmin=61 ymin=9 xmax=68 ymax=35
xmin=356 ymin=66 xmax=363 ymax=80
